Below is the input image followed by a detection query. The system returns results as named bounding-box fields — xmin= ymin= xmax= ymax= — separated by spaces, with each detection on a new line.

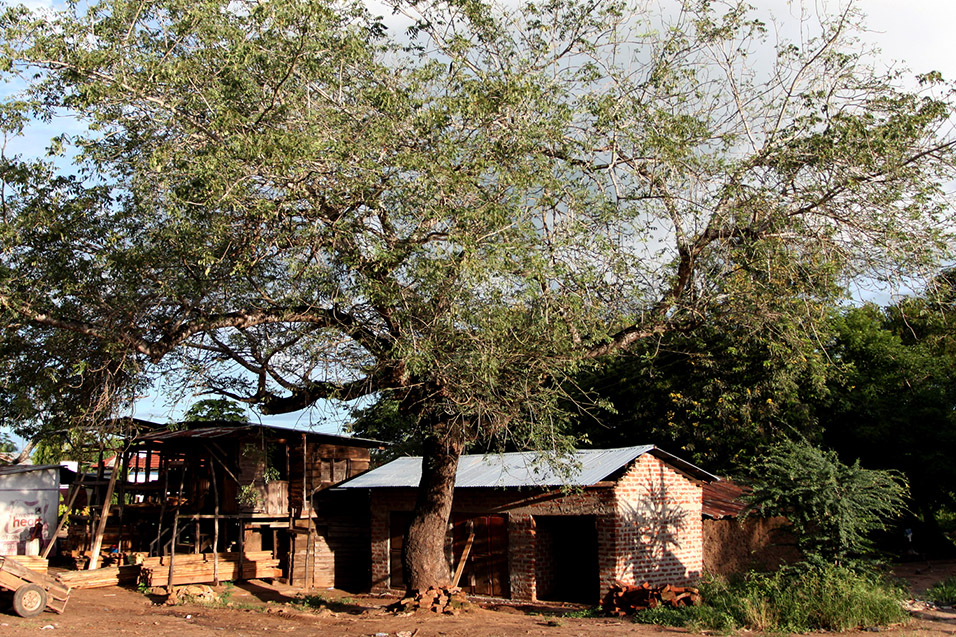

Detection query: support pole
xmin=212 ymin=468 xmax=220 ymax=585
xmin=238 ymin=521 xmax=245 ymax=579
xmin=153 ymin=454 xmax=170 ymax=556
xmin=88 ymin=455 xmax=121 ymax=570
xmin=166 ymin=463 xmax=187 ymax=595
xmin=42 ymin=473 xmax=84 ymax=559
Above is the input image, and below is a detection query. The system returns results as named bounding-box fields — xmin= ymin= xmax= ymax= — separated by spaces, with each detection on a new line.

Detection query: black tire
xmin=12 ymin=583 xmax=47 ymax=618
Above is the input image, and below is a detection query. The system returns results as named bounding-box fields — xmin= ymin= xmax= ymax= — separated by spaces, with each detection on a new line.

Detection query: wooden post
xmin=88 ymin=443 xmax=105 ymax=550
xmin=305 ymin=510 xmax=313 ymax=590
xmin=166 ymin=462 xmax=187 ymax=594
xmin=167 ymin=510 xmax=180 ymax=593
xmin=88 ymin=455 xmax=121 ymax=570
xmin=306 ymin=496 xmax=319 ymax=591
xmin=452 ymin=524 xmax=476 ymax=588
xmin=118 ymin=447 xmax=129 ymax=517
xmin=42 ymin=474 xmax=84 ymax=559
xmin=153 ymin=453 xmax=170 ymax=556
xmin=238 ymin=520 xmax=245 ymax=578
xmin=145 ymin=448 xmax=152 ymax=496
xmin=301 ymin=433 xmax=307 ymax=517
xmin=212 ymin=468 xmax=220 ymax=585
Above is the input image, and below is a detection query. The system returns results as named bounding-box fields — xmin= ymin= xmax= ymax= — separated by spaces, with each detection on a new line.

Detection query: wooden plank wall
xmin=289 ymin=442 xmax=371 ymax=517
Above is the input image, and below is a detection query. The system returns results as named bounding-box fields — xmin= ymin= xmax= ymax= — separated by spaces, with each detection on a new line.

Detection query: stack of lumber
xmin=56 ymin=565 xmax=141 ymax=589
xmin=4 ymin=556 xmax=48 ymax=574
xmin=388 ymin=586 xmax=470 ymax=615
xmin=601 ymin=581 xmax=701 ymax=616
xmin=139 ymin=552 xmax=281 ymax=588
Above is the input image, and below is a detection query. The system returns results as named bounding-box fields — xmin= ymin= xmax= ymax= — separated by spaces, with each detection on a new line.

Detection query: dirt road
xmin=0 ymin=563 xmax=955 ymax=636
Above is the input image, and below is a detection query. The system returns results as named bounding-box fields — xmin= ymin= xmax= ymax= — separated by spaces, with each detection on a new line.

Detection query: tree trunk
xmin=402 ymin=434 xmax=463 ymax=593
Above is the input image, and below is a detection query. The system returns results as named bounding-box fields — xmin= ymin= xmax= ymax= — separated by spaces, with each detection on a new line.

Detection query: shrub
xmin=633 ymin=565 xmax=908 ymax=633
xmin=928 ymin=576 xmax=956 ymax=606
xmin=745 ymin=439 xmax=909 ymax=566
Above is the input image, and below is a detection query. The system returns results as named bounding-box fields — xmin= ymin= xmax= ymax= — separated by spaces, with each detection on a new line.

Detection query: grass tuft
xmin=928 ymin=576 xmax=956 ymax=606
xmin=632 ymin=564 xmax=909 ymax=633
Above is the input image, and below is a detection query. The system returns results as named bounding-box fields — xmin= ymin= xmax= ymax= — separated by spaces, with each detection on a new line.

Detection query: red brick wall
xmin=366 ymin=452 xmax=705 ymax=600
xmin=611 ymin=454 xmax=703 ymax=588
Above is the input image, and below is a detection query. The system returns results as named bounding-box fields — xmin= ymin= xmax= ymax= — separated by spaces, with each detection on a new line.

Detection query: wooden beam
xmin=166 ymin=464 xmax=187 ymax=595
xmin=212 ymin=469 xmax=220 ymax=585
xmin=301 ymin=434 xmax=307 ymax=517
xmin=88 ymin=455 xmax=121 ymax=570
xmin=452 ymin=527 xmax=476 ymax=588
xmin=42 ymin=474 xmax=84 ymax=559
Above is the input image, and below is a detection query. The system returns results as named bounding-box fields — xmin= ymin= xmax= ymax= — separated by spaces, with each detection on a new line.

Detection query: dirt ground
xmin=1 ymin=562 xmax=955 ymax=636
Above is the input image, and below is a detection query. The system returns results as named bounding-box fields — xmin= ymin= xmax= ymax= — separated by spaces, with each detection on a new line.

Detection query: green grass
xmin=928 ymin=576 xmax=956 ymax=606
xmin=632 ymin=564 xmax=909 ymax=634
xmin=293 ymin=592 xmax=361 ymax=613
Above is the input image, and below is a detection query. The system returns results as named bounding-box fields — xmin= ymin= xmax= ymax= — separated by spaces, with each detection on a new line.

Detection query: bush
xmin=633 ymin=565 xmax=908 ymax=633
xmin=745 ymin=439 xmax=909 ymax=566
xmin=928 ymin=576 xmax=956 ymax=606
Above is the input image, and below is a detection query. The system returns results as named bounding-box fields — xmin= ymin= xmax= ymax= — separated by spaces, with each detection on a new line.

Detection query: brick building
xmin=336 ymin=446 xmax=716 ymax=603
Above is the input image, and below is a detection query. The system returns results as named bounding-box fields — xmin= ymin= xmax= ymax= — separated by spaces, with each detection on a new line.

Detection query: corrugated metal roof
xmin=0 ymin=464 xmax=62 ymax=477
xmin=338 ymin=445 xmax=717 ymax=489
xmin=134 ymin=424 xmax=384 ymax=448
xmin=702 ymin=480 xmax=749 ymax=519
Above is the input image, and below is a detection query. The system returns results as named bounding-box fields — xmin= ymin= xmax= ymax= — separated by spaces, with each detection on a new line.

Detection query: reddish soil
xmin=0 ymin=562 xmax=954 ymax=636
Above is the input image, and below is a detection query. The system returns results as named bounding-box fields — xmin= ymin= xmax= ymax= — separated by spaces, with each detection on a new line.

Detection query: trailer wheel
xmin=12 ymin=584 xmax=47 ymax=618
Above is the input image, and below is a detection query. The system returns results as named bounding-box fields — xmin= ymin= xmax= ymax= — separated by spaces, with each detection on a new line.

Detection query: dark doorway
xmin=388 ymin=511 xmax=412 ymax=589
xmin=534 ymin=515 xmax=599 ymax=603
xmin=451 ymin=514 xmax=510 ymax=597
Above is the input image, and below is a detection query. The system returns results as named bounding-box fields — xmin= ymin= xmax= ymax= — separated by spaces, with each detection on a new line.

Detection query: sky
xmin=2 ymin=0 xmax=956 ymax=442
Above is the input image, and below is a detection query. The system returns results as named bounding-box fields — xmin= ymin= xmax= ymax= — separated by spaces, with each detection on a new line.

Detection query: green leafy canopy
xmin=0 ymin=0 xmax=952 ymax=456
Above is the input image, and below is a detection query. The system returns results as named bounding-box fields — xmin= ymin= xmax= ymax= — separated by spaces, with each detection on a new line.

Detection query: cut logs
xmin=139 ymin=552 xmax=281 ymax=588
xmin=601 ymin=581 xmax=701 ymax=616
xmin=388 ymin=586 xmax=470 ymax=615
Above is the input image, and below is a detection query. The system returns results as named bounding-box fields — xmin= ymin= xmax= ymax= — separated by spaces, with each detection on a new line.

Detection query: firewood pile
xmin=388 ymin=586 xmax=470 ymax=615
xmin=601 ymin=581 xmax=701 ymax=616
xmin=139 ymin=551 xmax=281 ymax=588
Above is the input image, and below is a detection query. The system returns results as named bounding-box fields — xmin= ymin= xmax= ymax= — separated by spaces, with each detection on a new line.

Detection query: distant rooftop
xmin=132 ymin=423 xmax=384 ymax=448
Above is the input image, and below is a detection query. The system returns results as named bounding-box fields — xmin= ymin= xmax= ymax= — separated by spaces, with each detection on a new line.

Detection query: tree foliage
xmin=182 ymin=398 xmax=248 ymax=423
xmin=746 ymin=439 xmax=909 ymax=566
xmin=821 ymin=276 xmax=956 ymax=524
xmin=569 ymin=312 xmax=832 ymax=473
xmin=0 ymin=0 xmax=952 ymax=588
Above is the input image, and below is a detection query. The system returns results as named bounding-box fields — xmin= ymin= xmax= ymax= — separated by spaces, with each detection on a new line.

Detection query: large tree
xmin=0 ymin=0 xmax=953 ymax=590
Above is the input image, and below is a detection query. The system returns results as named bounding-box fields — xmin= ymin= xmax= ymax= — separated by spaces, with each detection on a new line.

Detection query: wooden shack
xmin=66 ymin=421 xmax=382 ymax=588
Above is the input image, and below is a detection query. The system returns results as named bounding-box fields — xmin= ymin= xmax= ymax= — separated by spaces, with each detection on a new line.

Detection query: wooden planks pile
xmin=388 ymin=586 xmax=470 ymax=615
xmin=56 ymin=565 xmax=142 ymax=589
xmin=139 ymin=552 xmax=281 ymax=587
xmin=601 ymin=581 xmax=701 ymax=616
xmin=4 ymin=556 xmax=48 ymax=574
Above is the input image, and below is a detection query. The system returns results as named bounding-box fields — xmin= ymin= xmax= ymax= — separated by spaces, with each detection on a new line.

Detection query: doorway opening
xmin=534 ymin=515 xmax=599 ymax=603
